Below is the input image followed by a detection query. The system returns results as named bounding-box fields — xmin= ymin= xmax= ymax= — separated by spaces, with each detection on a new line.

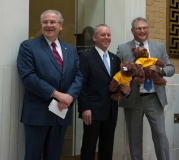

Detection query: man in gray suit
xmin=117 ymin=17 xmax=175 ymax=160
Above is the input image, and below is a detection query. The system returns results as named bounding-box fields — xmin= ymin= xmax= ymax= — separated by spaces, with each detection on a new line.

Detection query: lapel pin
xmin=65 ymin=48 xmax=67 ymax=49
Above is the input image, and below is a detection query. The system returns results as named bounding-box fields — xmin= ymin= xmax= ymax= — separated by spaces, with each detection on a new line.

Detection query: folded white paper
xmin=48 ymin=99 xmax=68 ymax=119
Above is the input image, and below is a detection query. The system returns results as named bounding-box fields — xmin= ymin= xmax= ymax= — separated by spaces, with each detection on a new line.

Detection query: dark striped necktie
xmin=51 ymin=42 xmax=63 ymax=70
xmin=139 ymin=42 xmax=144 ymax=47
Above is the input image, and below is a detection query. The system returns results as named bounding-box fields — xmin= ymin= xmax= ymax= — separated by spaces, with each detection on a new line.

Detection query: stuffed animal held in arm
xmin=132 ymin=47 xmax=167 ymax=85
xmin=109 ymin=61 xmax=144 ymax=101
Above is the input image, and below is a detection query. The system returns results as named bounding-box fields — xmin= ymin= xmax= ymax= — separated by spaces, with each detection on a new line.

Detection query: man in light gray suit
xmin=117 ymin=17 xmax=175 ymax=160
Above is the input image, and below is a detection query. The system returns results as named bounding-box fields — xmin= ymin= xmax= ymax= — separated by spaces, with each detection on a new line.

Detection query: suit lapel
xmin=40 ymin=36 xmax=62 ymax=73
xmin=92 ymin=48 xmax=110 ymax=77
xmin=148 ymin=40 xmax=155 ymax=58
xmin=109 ymin=52 xmax=116 ymax=77
xmin=129 ymin=40 xmax=136 ymax=62
xmin=130 ymin=40 xmax=136 ymax=48
xmin=60 ymin=41 xmax=68 ymax=74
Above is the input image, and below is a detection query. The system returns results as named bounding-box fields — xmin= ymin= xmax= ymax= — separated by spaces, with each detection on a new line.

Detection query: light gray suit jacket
xmin=117 ymin=40 xmax=175 ymax=108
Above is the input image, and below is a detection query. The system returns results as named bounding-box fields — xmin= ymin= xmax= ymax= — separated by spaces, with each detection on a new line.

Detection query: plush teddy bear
xmin=132 ymin=47 xmax=167 ymax=86
xmin=109 ymin=61 xmax=144 ymax=101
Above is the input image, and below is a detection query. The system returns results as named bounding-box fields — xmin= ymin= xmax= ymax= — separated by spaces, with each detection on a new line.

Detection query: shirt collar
xmin=134 ymin=40 xmax=148 ymax=47
xmin=95 ymin=46 xmax=108 ymax=57
xmin=44 ymin=36 xmax=60 ymax=48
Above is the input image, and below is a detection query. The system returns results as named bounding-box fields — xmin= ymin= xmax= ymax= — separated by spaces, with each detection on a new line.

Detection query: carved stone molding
xmin=167 ymin=0 xmax=179 ymax=57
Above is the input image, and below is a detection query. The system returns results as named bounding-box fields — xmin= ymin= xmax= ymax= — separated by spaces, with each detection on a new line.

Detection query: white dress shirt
xmin=44 ymin=37 xmax=63 ymax=60
xmin=95 ymin=46 xmax=111 ymax=68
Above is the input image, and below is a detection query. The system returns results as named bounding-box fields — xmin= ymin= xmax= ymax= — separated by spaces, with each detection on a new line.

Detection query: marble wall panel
xmin=0 ymin=0 xmax=28 ymax=159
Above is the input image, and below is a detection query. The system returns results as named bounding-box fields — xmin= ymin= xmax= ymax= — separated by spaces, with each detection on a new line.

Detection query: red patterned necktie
xmin=51 ymin=42 xmax=63 ymax=70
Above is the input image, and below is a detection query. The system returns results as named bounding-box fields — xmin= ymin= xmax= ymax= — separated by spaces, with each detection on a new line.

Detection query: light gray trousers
xmin=124 ymin=93 xmax=169 ymax=160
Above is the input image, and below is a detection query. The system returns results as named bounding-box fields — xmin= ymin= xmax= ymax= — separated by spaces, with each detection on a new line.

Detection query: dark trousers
xmin=80 ymin=115 xmax=116 ymax=160
xmin=24 ymin=124 xmax=67 ymax=160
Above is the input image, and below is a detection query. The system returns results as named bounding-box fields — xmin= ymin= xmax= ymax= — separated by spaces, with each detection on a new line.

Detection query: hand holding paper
xmin=58 ymin=101 xmax=69 ymax=111
xmin=48 ymin=99 xmax=68 ymax=119
xmin=52 ymin=91 xmax=73 ymax=106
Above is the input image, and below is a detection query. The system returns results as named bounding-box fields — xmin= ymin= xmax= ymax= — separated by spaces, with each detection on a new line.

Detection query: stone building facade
xmin=146 ymin=0 xmax=179 ymax=73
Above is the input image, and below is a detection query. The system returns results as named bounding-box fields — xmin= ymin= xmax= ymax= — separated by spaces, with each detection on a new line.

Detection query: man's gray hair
xmin=94 ymin=24 xmax=110 ymax=35
xmin=131 ymin=17 xmax=148 ymax=28
xmin=40 ymin=10 xmax=64 ymax=23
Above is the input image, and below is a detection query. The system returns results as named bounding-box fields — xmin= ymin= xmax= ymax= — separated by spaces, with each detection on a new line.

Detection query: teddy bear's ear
xmin=131 ymin=48 xmax=136 ymax=53
xmin=138 ymin=48 xmax=149 ymax=58
xmin=132 ymin=49 xmax=139 ymax=59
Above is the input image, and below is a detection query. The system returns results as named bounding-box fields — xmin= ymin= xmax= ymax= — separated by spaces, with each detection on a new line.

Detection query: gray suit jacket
xmin=117 ymin=39 xmax=175 ymax=108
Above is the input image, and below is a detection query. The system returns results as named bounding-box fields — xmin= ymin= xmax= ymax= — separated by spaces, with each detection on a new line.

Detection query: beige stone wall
xmin=146 ymin=0 xmax=179 ymax=73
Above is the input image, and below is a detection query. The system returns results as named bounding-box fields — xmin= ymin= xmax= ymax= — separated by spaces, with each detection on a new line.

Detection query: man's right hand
xmin=52 ymin=90 xmax=73 ymax=106
xmin=82 ymin=110 xmax=92 ymax=125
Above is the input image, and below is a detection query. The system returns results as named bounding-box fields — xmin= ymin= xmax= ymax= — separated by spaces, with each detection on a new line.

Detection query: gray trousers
xmin=124 ymin=93 xmax=169 ymax=160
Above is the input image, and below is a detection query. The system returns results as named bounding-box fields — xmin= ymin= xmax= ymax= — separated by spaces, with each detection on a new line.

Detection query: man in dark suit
xmin=17 ymin=10 xmax=82 ymax=160
xmin=117 ymin=17 xmax=175 ymax=160
xmin=78 ymin=24 xmax=131 ymax=160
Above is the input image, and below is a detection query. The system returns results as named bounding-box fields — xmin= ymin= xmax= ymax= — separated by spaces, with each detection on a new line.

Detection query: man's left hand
xmin=149 ymin=65 xmax=158 ymax=72
xmin=120 ymin=84 xmax=131 ymax=95
xmin=58 ymin=102 xmax=69 ymax=111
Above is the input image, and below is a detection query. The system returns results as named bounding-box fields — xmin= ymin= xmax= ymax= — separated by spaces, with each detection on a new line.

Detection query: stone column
xmin=0 ymin=0 xmax=29 ymax=159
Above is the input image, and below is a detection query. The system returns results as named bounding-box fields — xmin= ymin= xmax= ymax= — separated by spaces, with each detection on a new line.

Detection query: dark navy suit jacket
xmin=17 ymin=35 xmax=83 ymax=126
xmin=78 ymin=48 xmax=121 ymax=122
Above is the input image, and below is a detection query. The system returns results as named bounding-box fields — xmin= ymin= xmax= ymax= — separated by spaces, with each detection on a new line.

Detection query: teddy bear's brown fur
xmin=109 ymin=61 xmax=144 ymax=101
xmin=132 ymin=47 xmax=167 ymax=86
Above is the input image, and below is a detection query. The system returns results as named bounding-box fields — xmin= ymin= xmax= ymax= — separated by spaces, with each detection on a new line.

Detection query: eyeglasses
xmin=133 ymin=27 xmax=148 ymax=31
xmin=41 ymin=21 xmax=61 ymax=26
